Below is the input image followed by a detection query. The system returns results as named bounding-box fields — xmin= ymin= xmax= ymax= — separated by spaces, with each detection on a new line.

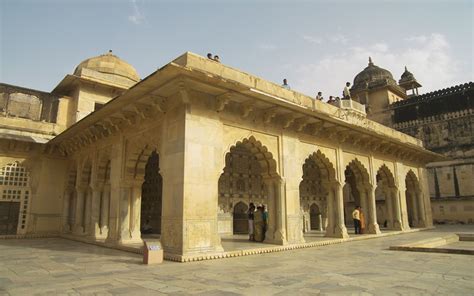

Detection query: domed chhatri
xmin=399 ymin=66 xmax=422 ymax=95
xmin=399 ymin=66 xmax=416 ymax=83
xmin=73 ymin=50 xmax=140 ymax=87
xmin=352 ymin=57 xmax=396 ymax=91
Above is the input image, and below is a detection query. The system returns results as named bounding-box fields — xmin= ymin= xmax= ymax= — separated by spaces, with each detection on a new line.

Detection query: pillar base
xmin=118 ymin=237 xmax=144 ymax=245
xmin=416 ymin=220 xmax=426 ymax=228
xmin=88 ymin=231 xmax=108 ymax=240
xmin=130 ymin=230 xmax=142 ymax=242
xmin=324 ymin=231 xmax=334 ymax=238
xmin=264 ymin=229 xmax=287 ymax=245
xmin=391 ymin=221 xmax=403 ymax=231
xmin=72 ymin=225 xmax=85 ymax=235
xmin=333 ymin=224 xmax=349 ymax=238
xmin=368 ymin=223 xmax=381 ymax=234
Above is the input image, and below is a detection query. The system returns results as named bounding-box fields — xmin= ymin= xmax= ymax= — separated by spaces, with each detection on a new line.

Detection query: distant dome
xmin=399 ymin=66 xmax=415 ymax=83
xmin=73 ymin=50 xmax=139 ymax=86
xmin=352 ymin=57 xmax=395 ymax=90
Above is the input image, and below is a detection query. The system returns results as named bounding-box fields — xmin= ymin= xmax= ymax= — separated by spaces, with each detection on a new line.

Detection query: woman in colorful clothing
xmin=254 ymin=206 xmax=265 ymax=242
xmin=360 ymin=207 xmax=366 ymax=234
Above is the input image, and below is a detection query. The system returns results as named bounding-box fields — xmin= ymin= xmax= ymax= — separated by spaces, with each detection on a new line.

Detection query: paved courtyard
xmin=1 ymin=225 xmax=473 ymax=295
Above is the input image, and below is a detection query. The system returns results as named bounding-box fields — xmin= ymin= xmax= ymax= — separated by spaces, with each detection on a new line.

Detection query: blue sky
xmin=1 ymin=0 xmax=473 ymax=98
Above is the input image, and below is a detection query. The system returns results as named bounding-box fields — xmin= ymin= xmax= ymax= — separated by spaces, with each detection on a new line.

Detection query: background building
xmin=0 ymin=52 xmax=440 ymax=262
xmin=349 ymin=59 xmax=473 ymax=224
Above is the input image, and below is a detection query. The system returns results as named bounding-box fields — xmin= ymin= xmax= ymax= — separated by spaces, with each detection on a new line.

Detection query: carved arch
xmin=225 ymin=136 xmax=278 ymax=178
xmin=376 ymin=164 xmax=396 ymax=187
xmin=80 ymin=158 xmax=92 ymax=186
xmin=96 ymin=148 xmax=112 ymax=185
xmin=345 ymin=158 xmax=370 ymax=184
xmin=405 ymin=170 xmax=420 ymax=191
xmin=304 ymin=150 xmax=337 ymax=182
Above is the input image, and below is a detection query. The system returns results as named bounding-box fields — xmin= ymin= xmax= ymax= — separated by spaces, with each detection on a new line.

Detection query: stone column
xmin=274 ymin=178 xmax=287 ymax=244
xmin=264 ymin=178 xmax=275 ymax=242
xmin=100 ymin=186 xmax=110 ymax=236
xmin=409 ymin=192 xmax=419 ymax=227
xmin=88 ymin=185 xmax=102 ymax=239
xmin=73 ymin=187 xmax=85 ymax=235
xmin=118 ymin=185 xmax=132 ymax=244
xmin=385 ymin=189 xmax=394 ymax=229
xmin=324 ymin=189 xmax=335 ymax=237
xmin=367 ymin=186 xmax=381 ymax=234
xmin=333 ymin=182 xmax=349 ymax=238
xmin=106 ymin=186 xmax=119 ymax=243
xmin=68 ymin=191 xmax=76 ymax=232
xmin=391 ymin=188 xmax=403 ymax=230
xmin=129 ymin=184 xmax=142 ymax=243
xmin=358 ymin=186 xmax=368 ymax=229
xmin=61 ymin=189 xmax=71 ymax=232
xmin=317 ymin=214 xmax=323 ymax=231
xmin=416 ymin=190 xmax=426 ymax=227
xmin=264 ymin=178 xmax=287 ymax=244
xmin=104 ymin=139 xmax=125 ymax=244
xmin=83 ymin=189 xmax=93 ymax=235
xmin=321 ymin=201 xmax=328 ymax=231
xmin=418 ymin=167 xmax=433 ymax=227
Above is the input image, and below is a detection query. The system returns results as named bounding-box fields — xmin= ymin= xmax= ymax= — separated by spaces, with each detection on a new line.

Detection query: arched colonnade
xmin=62 ymin=135 xmax=428 ymax=250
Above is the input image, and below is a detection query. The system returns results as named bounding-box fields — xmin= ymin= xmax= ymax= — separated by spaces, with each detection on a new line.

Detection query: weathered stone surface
xmin=0 ymin=52 xmax=442 ymax=260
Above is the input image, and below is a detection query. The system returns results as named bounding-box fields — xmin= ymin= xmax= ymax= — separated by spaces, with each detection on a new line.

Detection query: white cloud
xmin=302 ymin=34 xmax=323 ymax=45
xmin=289 ymin=33 xmax=461 ymax=99
xmin=405 ymin=35 xmax=428 ymax=43
xmin=371 ymin=43 xmax=389 ymax=52
xmin=257 ymin=43 xmax=277 ymax=51
xmin=128 ymin=0 xmax=145 ymax=25
xmin=329 ymin=34 xmax=349 ymax=45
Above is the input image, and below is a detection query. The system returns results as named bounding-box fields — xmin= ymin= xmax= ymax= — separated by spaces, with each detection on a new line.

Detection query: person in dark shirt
xmin=248 ymin=203 xmax=256 ymax=241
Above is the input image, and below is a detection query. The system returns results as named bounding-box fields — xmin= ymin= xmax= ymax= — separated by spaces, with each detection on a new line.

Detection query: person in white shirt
xmin=352 ymin=206 xmax=361 ymax=234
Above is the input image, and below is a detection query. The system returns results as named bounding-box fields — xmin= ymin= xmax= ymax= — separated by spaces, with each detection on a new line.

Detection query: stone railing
xmin=337 ymin=99 xmax=366 ymax=116
xmin=393 ymin=108 xmax=473 ymax=130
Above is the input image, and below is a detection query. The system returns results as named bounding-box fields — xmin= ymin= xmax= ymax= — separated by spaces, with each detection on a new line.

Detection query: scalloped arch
xmin=225 ymin=136 xmax=278 ymax=178
xmin=376 ymin=164 xmax=395 ymax=187
xmin=405 ymin=169 xmax=420 ymax=190
xmin=303 ymin=150 xmax=337 ymax=182
xmin=346 ymin=158 xmax=370 ymax=183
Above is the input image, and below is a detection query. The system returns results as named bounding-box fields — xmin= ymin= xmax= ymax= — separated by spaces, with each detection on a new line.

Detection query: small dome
xmin=73 ymin=50 xmax=139 ymax=85
xmin=352 ymin=57 xmax=395 ymax=90
xmin=399 ymin=66 xmax=415 ymax=83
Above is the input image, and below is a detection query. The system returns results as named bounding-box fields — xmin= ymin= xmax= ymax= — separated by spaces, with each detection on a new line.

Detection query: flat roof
xmin=49 ymin=52 xmax=443 ymax=161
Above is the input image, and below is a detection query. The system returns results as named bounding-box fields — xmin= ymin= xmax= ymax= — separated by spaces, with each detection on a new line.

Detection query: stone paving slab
xmin=390 ymin=232 xmax=474 ymax=255
xmin=63 ymin=227 xmax=432 ymax=263
xmin=0 ymin=225 xmax=473 ymax=295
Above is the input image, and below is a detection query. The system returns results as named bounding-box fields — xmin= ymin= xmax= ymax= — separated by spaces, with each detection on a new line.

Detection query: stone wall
xmin=389 ymin=82 xmax=474 ymax=224
xmin=0 ymin=83 xmax=59 ymax=123
xmin=0 ymin=139 xmax=67 ymax=235
xmin=394 ymin=110 xmax=473 ymax=158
